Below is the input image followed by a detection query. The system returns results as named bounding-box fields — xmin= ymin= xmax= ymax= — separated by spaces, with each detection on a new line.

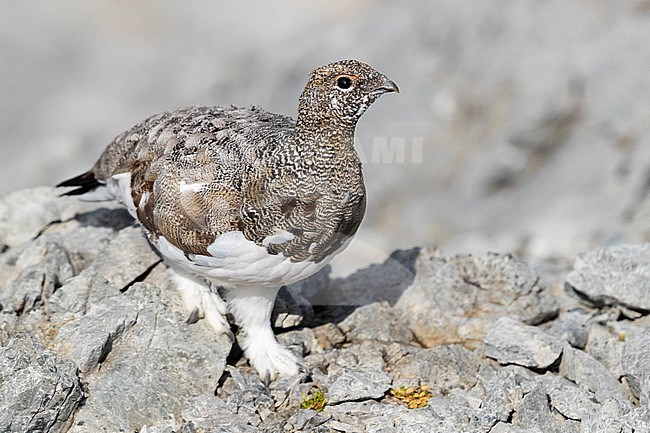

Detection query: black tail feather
xmin=57 ymin=171 xmax=102 ymax=196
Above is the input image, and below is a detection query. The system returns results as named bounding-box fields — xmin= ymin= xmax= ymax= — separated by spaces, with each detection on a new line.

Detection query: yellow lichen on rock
xmin=389 ymin=385 xmax=433 ymax=409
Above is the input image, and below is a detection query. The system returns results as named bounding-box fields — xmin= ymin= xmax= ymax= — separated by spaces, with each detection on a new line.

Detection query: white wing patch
xmin=179 ymin=180 xmax=207 ymax=193
xmin=262 ymin=230 xmax=295 ymax=247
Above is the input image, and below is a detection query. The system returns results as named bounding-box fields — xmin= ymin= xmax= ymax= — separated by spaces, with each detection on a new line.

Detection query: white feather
xmin=262 ymin=230 xmax=295 ymax=247
xmin=74 ymin=172 xmax=137 ymax=216
xmin=179 ymin=181 xmax=206 ymax=193
xmin=156 ymin=231 xmax=349 ymax=289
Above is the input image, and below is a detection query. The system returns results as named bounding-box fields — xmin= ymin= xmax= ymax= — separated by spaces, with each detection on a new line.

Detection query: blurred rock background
xmin=1 ymin=0 xmax=648 ymax=274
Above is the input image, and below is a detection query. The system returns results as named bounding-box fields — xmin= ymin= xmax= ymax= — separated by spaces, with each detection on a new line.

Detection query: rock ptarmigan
xmin=58 ymin=59 xmax=399 ymax=382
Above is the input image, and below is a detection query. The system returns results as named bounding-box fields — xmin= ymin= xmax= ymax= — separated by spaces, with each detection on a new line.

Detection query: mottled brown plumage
xmin=58 ymin=59 xmax=398 ymax=381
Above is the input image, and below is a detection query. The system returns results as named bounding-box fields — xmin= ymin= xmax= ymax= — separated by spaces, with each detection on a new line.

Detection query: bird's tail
xmin=57 ymin=171 xmax=103 ymax=196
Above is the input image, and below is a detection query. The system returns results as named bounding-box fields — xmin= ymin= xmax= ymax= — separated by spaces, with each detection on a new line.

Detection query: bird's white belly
xmin=156 ymin=231 xmax=350 ymax=289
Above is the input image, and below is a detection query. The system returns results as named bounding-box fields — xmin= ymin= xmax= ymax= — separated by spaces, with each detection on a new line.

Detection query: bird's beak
xmin=376 ymin=79 xmax=400 ymax=94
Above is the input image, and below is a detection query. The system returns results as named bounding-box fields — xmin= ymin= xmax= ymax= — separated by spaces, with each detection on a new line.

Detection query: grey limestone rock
xmin=621 ymin=329 xmax=650 ymax=403
xmin=390 ymin=344 xmax=482 ymax=392
xmin=0 ymin=236 xmax=74 ymax=314
xmin=67 ymin=282 xmax=231 ymax=433
xmin=396 ymin=250 xmax=558 ymax=348
xmin=283 ymin=409 xmax=329 ymax=432
xmin=177 ymin=394 xmax=250 ymax=431
xmin=323 ymin=401 xmax=436 ymax=433
xmin=88 ymin=225 xmax=161 ymax=289
xmin=53 ymin=225 xmax=117 ymax=271
xmin=511 ymin=383 xmax=561 ymax=433
xmin=585 ymin=323 xmax=626 ymax=378
xmin=337 ymin=301 xmax=414 ymax=344
xmin=276 ymin=327 xmax=317 ymax=358
xmin=3 ymin=267 xmax=54 ymax=314
xmin=8 ymin=225 xmax=159 ymax=324
xmin=542 ymin=374 xmax=600 ymax=422
xmin=45 ymin=267 xmax=120 ymax=318
xmin=53 ymin=295 xmax=138 ymax=373
xmin=325 ymin=367 xmax=392 ymax=404
xmin=0 ymin=333 xmax=84 ymax=433
xmin=560 ymin=421 xmax=581 ymax=433
xmin=311 ymin=322 xmax=347 ymax=351
xmin=578 ymin=398 xmax=635 ymax=433
xmin=546 ymin=309 xmax=591 ymax=349
xmin=566 ymin=244 xmax=650 ymax=311
xmin=484 ymin=317 xmax=563 ymax=369
xmin=560 ymin=345 xmax=628 ymax=403
xmin=623 ymin=406 xmax=650 ymax=433
xmin=353 ymin=340 xmax=389 ymax=371
xmin=475 ymin=365 xmax=537 ymax=427
xmin=489 ymin=424 xmax=545 ymax=433
xmin=0 ymin=187 xmax=81 ymax=248
xmin=426 ymin=393 xmax=477 ymax=431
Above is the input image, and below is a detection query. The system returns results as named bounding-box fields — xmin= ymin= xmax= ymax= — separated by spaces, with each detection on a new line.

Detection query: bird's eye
xmin=336 ymin=76 xmax=353 ymax=90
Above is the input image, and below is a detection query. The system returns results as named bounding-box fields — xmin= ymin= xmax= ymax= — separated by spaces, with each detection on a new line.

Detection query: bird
xmin=58 ymin=59 xmax=399 ymax=383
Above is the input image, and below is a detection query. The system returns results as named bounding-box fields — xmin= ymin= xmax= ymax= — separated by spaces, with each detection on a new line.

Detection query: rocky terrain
xmin=0 ymin=188 xmax=648 ymax=433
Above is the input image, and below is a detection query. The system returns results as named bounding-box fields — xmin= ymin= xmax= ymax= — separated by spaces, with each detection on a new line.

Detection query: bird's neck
xmin=295 ymin=116 xmax=357 ymax=152
xmin=284 ymin=120 xmax=360 ymax=182
xmin=295 ymin=90 xmax=358 ymax=146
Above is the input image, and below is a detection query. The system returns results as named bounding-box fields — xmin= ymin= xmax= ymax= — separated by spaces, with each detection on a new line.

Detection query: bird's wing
xmin=59 ymin=106 xmax=296 ymax=256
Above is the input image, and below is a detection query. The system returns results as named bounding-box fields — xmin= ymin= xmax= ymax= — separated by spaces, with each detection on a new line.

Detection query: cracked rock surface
xmin=0 ymin=187 xmax=649 ymax=432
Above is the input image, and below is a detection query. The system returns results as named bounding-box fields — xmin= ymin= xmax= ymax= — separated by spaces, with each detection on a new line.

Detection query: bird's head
xmin=297 ymin=59 xmax=399 ymax=130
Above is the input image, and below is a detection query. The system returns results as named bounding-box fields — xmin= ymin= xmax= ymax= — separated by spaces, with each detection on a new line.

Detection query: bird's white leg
xmin=227 ymin=286 xmax=300 ymax=383
xmin=170 ymin=271 xmax=232 ymax=340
